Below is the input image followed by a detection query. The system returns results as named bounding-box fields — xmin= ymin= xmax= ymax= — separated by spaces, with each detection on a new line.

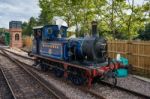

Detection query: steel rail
xmin=0 ymin=64 xmax=16 ymax=99
xmin=78 ymin=86 xmax=106 ymax=99
xmin=1 ymin=48 xmax=34 ymax=60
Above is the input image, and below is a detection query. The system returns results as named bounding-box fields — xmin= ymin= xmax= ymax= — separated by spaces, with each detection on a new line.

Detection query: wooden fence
xmin=23 ymin=36 xmax=32 ymax=49
xmin=108 ymin=40 xmax=150 ymax=78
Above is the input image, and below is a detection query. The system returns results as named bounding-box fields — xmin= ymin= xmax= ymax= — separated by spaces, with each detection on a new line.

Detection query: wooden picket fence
xmin=108 ymin=40 xmax=150 ymax=78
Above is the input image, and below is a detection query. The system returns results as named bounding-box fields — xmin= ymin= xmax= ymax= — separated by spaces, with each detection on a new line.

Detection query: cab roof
xmin=33 ymin=25 xmax=68 ymax=30
xmin=33 ymin=26 xmax=43 ymax=29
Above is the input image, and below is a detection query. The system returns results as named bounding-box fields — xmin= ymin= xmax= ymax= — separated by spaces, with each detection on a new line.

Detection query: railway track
xmin=0 ymin=65 xmax=15 ymax=99
xmin=0 ymin=49 xmax=69 ymax=99
xmin=2 ymin=48 xmax=150 ymax=99
xmin=3 ymin=48 xmax=33 ymax=60
xmin=20 ymin=48 xmax=30 ymax=53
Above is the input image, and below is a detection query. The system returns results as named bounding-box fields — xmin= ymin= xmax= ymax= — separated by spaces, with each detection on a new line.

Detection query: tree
xmin=37 ymin=0 xmax=149 ymax=40
xmin=38 ymin=0 xmax=107 ymax=36
xmin=22 ymin=17 xmax=37 ymax=36
xmin=22 ymin=22 xmax=28 ymax=36
xmin=137 ymin=23 xmax=150 ymax=40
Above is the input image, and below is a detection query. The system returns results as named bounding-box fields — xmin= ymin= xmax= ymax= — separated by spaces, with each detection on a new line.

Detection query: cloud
xmin=0 ymin=0 xmax=41 ymax=28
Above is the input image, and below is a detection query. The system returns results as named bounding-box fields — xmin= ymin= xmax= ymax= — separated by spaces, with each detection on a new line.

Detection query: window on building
xmin=15 ymin=34 xmax=19 ymax=40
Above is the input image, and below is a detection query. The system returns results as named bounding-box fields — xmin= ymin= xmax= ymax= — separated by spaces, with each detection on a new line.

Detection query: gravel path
xmin=91 ymin=83 xmax=144 ymax=99
xmin=117 ymin=75 xmax=150 ymax=97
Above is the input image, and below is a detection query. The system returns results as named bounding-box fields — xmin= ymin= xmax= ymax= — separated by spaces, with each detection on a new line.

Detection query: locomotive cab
xmin=32 ymin=26 xmax=43 ymax=54
xmin=42 ymin=25 xmax=68 ymax=40
xmin=34 ymin=25 xmax=69 ymax=60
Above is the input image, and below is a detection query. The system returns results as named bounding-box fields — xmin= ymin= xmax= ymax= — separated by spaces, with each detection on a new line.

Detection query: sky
xmin=0 ymin=0 xmax=41 ymax=28
xmin=0 ymin=0 xmax=147 ymax=28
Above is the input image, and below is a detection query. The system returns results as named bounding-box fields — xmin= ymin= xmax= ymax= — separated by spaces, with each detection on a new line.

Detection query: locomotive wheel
xmin=68 ymin=67 xmax=86 ymax=85
xmin=104 ymin=71 xmax=117 ymax=87
xmin=40 ymin=63 xmax=48 ymax=72
xmin=53 ymin=68 xmax=64 ymax=78
xmin=107 ymin=75 xmax=117 ymax=87
xmin=69 ymin=74 xmax=85 ymax=85
xmin=73 ymin=76 xmax=84 ymax=85
xmin=92 ymin=76 xmax=102 ymax=84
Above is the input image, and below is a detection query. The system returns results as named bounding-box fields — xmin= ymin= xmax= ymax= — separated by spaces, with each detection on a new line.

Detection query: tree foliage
xmin=22 ymin=0 xmax=150 ymax=40
xmin=137 ymin=23 xmax=150 ymax=40
xmin=22 ymin=17 xmax=37 ymax=36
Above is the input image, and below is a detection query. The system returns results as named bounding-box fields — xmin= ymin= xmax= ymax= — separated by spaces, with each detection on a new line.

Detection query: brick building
xmin=9 ymin=21 xmax=22 ymax=48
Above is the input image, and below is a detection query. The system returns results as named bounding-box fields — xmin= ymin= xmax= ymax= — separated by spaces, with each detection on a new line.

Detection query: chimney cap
xmin=91 ymin=21 xmax=97 ymax=25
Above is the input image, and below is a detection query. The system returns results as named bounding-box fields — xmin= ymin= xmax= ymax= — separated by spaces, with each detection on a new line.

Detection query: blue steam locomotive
xmin=30 ymin=21 xmax=124 ymax=86
xmin=32 ymin=21 xmax=107 ymax=63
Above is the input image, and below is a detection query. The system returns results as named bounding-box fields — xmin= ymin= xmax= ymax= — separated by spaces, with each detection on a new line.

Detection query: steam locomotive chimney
xmin=91 ymin=21 xmax=98 ymax=37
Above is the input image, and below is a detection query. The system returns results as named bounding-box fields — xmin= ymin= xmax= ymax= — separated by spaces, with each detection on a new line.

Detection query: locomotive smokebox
xmin=82 ymin=37 xmax=107 ymax=63
xmin=91 ymin=21 xmax=98 ymax=37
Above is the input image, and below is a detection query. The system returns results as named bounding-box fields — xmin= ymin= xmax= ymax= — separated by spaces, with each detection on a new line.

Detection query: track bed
xmin=0 ymin=67 xmax=14 ymax=99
